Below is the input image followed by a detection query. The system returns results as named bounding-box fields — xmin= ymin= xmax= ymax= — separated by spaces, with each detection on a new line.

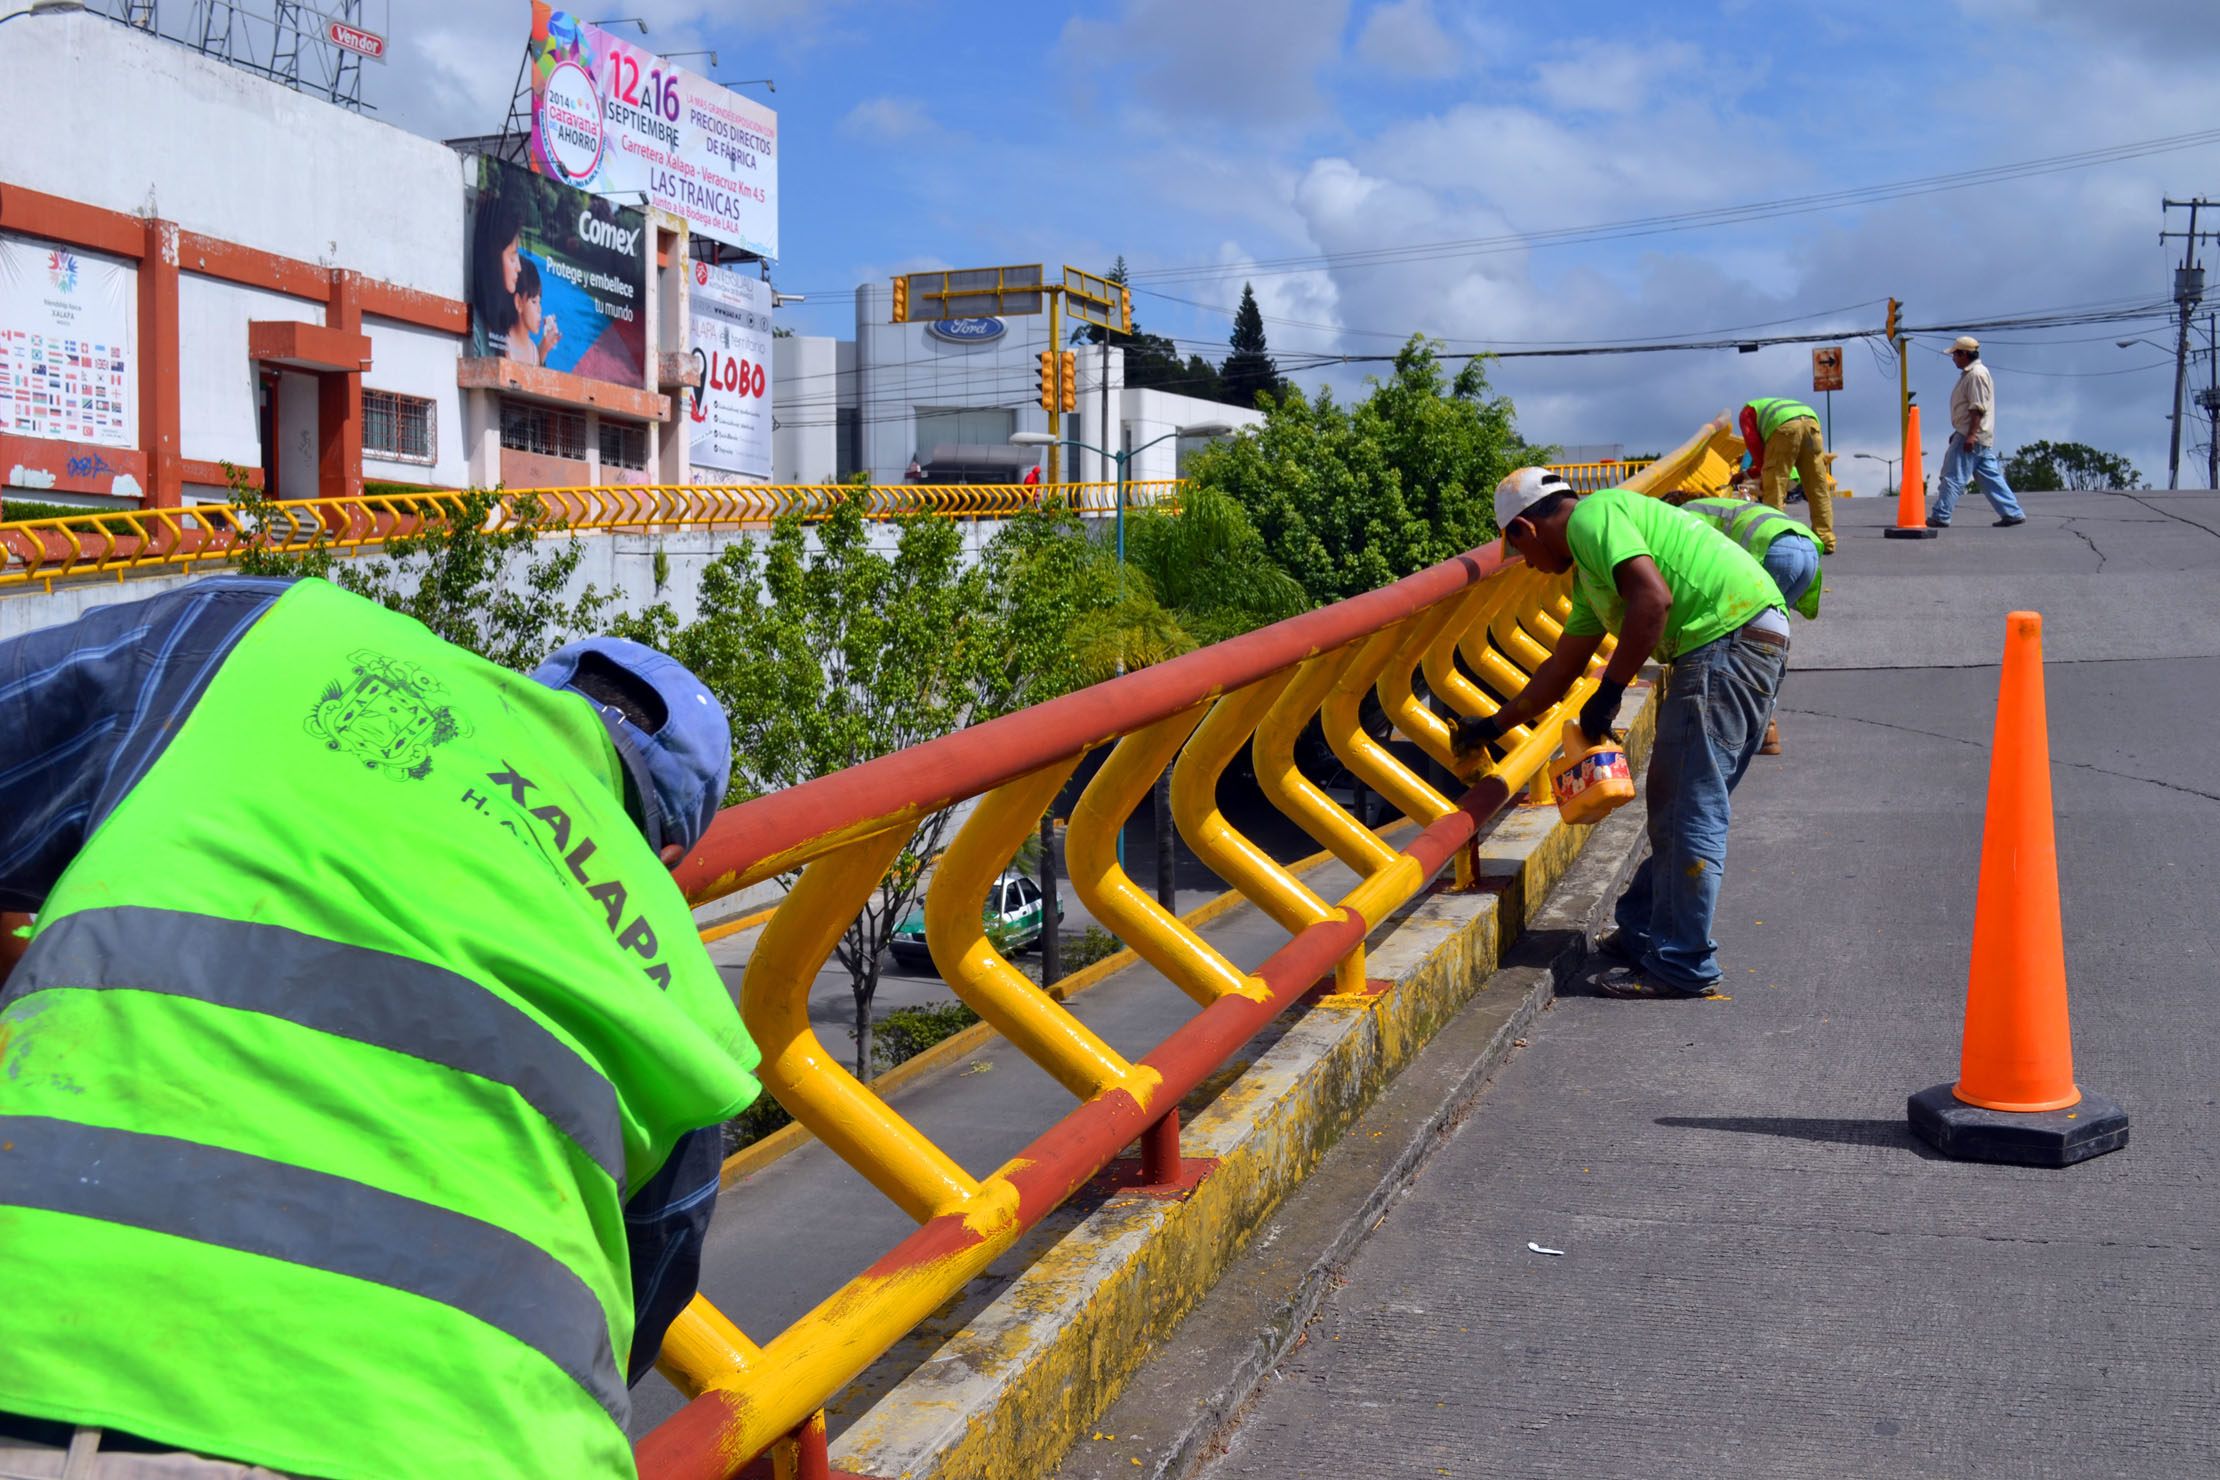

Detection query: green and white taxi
xmin=889 ymin=871 xmax=1059 ymax=972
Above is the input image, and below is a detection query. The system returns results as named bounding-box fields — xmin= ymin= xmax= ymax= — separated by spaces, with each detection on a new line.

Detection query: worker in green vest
xmin=1667 ymin=491 xmax=1824 ymax=754
xmin=0 ymin=577 xmax=759 ymax=1480
xmin=1738 ymin=397 xmax=1836 ymax=553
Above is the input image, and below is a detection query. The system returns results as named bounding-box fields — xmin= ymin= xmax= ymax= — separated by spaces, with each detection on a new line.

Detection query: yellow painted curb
xmin=717 ymin=818 xmax=1419 ymax=1190
xmin=697 ymin=906 xmax=774 ymax=945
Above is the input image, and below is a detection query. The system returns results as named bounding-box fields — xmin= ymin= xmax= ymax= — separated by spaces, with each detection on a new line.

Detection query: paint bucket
xmin=1550 ymin=719 xmax=1635 ymax=825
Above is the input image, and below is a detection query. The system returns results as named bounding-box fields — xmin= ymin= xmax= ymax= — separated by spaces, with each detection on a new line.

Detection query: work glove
xmin=1577 ymin=678 xmax=1628 ymax=743
xmin=1452 ymin=712 xmax=1507 ymax=756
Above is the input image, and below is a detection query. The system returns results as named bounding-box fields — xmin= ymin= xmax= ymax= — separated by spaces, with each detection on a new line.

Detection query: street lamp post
xmin=1012 ymin=421 xmax=1232 ymax=571
xmin=1011 ymin=421 xmax=1235 ymax=905
xmin=1852 ymin=451 xmax=1900 ymax=497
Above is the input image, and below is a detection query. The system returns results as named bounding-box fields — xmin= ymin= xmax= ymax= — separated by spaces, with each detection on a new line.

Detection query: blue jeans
xmin=1613 ymin=629 xmax=1788 ymax=991
xmin=1759 ymin=538 xmax=1819 ymax=612
xmin=1931 ymin=435 xmax=2024 ymax=523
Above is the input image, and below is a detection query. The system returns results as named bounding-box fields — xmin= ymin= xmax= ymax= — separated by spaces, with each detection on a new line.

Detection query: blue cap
xmin=531 ymin=637 xmax=731 ymax=856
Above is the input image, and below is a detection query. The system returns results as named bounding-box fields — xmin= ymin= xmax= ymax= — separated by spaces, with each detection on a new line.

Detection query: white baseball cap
xmin=1948 ymin=335 xmax=1980 ymax=355
xmin=1494 ymin=466 xmax=1575 ymax=531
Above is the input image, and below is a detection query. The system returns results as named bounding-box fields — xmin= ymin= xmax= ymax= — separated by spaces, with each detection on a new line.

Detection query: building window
xmin=363 ymin=389 xmax=436 ymax=465
xmin=914 ymin=406 xmax=1016 ymax=453
xmin=836 ymin=406 xmax=860 ymax=482
xmin=598 ymin=417 xmax=648 ymax=471
xmin=500 ymin=399 xmax=587 ymax=461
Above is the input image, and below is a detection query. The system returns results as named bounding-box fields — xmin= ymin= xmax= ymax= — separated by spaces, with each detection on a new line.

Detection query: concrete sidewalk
xmin=1160 ymin=491 xmax=2220 ymax=1477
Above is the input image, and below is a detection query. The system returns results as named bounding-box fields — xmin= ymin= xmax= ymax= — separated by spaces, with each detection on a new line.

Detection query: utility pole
xmin=2159 ymin=199 xmax=2218 ymax=490
xmin=1886 ymin=298 xmax=1907 ymax=454
xmin=2200 ymin=311 xmax=2220 ymax=491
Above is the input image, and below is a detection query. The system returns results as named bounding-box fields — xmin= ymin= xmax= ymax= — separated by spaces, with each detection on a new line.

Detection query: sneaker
xmin=1595 ymin=929 xmax=1640 ymax=965
xmin=1594 ymin=965 xmax=1718 ymax=1000
xmin=1994 ymin=516 xmax=2026 ymax=527
xmin=1759 ymin=718 xmax=1781 ymax=755
xmin=1924 ymin=516 xmax=1950 ymax=529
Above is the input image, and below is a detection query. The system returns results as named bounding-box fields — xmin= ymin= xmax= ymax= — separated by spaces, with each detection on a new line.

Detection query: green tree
xmin=980 ymin=486 xmax=1305 ymax=692
xmin=1122 ymin=484 xmax=1309 ymax=648
xmin=225 ymin=468 xmax=610 ymax=671
xmin=1186 ymin=336 xmax=1525 ymax=606
xmin=612 ymin=490 xmax=1004 ymax=1078
xmin=2004 ymin=440 xmax=2144 ymax=491
xmin=1219 ymin=282 xmax=1289 ymax=409
xmin=1088 ymin=257 xmax=1224 ymax=400
xmin=978 ymin=499 xmax=1172 ymax=703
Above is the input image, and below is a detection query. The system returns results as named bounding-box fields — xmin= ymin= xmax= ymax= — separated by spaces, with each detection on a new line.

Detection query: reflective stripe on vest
xmin=1679 ymin=497 xmax=1822 ymax=618
xmin=0 ymin=1114 xmax=628 ymax=1423
xmin=1679 ymin=497 xmax=1816 ymax=559
xmin=6 ymin=906 xmax=627 ymax=1185
xmin=1749 ymin=397 xmax=1819 ymax=440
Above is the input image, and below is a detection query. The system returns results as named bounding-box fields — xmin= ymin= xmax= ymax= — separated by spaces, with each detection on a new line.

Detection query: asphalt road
xmin=1195 ymin=490 xmax=2220 ymax=1478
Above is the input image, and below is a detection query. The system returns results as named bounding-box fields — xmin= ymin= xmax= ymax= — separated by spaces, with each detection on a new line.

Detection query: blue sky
xmin=377 ymin=0 xmax=2220 ymax=485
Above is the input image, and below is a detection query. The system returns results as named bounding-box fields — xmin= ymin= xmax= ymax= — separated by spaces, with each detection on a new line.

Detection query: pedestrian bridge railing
xmin=0 ymin=462 xmax=1659 ymax=593
xmin=635 ymin=415 xmax=1741 ymax=1477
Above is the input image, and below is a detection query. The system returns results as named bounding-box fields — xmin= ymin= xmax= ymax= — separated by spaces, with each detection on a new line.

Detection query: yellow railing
xmin=1552 ymin=458 xmax=1659 ymax=491
xmin=0 ymin=480 xmax=1179 ymax=592
xmin=633 ymin=418 xmax=1743 ymax=1477
xmin=0 ymin=463 xmax=1663 ymax=592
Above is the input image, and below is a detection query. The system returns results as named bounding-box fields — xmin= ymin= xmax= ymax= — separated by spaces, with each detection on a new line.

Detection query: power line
xmin=1127 ymin=127 xmax=2220 ymax=288
xmin=770 ymin=126 xmax=2220 ymax=311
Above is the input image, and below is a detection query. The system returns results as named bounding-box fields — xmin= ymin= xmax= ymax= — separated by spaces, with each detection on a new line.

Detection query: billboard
xmin=466 ymin=156 xmax=647 ymax=388
xmin=0 ymin=234 xmax=136 ymax=449
xmin=527 ymin=4 xmax=778 ymax=259
xmin=688 ymin=261 xmax=772 ymax=481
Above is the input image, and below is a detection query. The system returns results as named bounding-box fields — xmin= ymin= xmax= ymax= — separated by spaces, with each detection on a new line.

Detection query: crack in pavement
xmin=2110 ymin=490 xmax=2220 ymax=541
xmin=1779 ymin=705 xmax=2220 ymax=803
xmin=2059 ymin=518 xmax=2109 ymax=571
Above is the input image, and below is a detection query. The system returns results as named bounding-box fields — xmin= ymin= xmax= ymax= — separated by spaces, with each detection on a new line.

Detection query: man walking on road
xmin=1666 ymin=491 xmax=1823 ymax=755
xmin=1458 ymin=476 xmax=1789 ymax=1000
xmin=0 ymin=577 xmax=759 ymax=1480
xmin=1739 ymin=396 xmax=1838 ymax=553
xmin=1928 ymin=335 xmax=2026 ymax=528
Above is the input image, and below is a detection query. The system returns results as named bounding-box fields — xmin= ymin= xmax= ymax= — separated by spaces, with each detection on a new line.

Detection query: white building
xmin=0 ymin=8 xmax=738 ymax=511
xmin=773 ymin=283 xmax=1261 ymax=492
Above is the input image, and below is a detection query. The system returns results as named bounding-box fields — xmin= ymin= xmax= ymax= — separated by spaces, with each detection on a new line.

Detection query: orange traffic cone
xmin=1883 ymin=404 xmax=1939 ymax=540
xmin=1908 ymin=612 xmax=2127 ymax=1166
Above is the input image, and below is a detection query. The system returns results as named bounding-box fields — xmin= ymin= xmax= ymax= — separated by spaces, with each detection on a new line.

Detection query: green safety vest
xmin=1748 ymin=397 xmax=1820 ymax=441
xmin=0 ymin=579 xmax=759 ymax=1480
xmin=1679 ymin=497 xmax=1823 ymax=618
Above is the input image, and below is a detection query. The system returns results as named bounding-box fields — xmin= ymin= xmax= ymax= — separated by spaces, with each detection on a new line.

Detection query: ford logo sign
xmin=925 ymin=317 xmax=1007 ymax=345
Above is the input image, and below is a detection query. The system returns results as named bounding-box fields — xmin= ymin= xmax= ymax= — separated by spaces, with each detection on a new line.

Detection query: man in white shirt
xmin=1927 ymin=335 xmax=2027 ymax=529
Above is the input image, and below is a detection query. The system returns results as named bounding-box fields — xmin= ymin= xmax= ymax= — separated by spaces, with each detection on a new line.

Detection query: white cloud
xmin=1058 ymin=0 xmax=1350 ymax=127
xmin=1355 ymin=0 xmax=1462 ymax=79
xmin=1530 ymin=39 xmax=1706 ymax=114
xmin=841 ymin=96 xmax=936 ymax=140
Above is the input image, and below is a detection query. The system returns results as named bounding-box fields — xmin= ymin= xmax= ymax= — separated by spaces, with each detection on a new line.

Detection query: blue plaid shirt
xmin=0 ymin=576 xmax=718 ymax=1387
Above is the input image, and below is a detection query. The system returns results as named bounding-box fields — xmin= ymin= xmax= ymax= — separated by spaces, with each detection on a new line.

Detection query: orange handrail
xmin=634 ymin=419 xmax=1740 ymax=1476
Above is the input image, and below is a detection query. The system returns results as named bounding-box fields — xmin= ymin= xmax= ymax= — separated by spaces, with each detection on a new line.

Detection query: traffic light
xmin=1058 ymin=351 xmax=1077 ymax=412
xmin=1885 ymin=297 xmax=1900 ymax=342
xmin=1119 ymin=287 xmax=1133 ymax=335
xmin=891 ymin=275 xmax=909 ymax=323
xmin=1037 ymin=351 xmax=1057 ymax=411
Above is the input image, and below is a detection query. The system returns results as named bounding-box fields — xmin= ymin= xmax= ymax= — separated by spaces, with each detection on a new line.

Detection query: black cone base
xmin=1907 ymin=1083 xmax=2128 ymax=1167
xmin=1883 ymin=526 xmax=1941 ymax=540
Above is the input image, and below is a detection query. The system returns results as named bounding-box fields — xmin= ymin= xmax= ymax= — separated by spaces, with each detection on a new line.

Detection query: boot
xmin=1760 ymin=718 xmax=1781 ymax=755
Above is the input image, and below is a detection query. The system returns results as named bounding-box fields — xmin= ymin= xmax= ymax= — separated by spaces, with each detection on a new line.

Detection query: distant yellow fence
xmin=0 ymin=463 xmax=1658 ymax=592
